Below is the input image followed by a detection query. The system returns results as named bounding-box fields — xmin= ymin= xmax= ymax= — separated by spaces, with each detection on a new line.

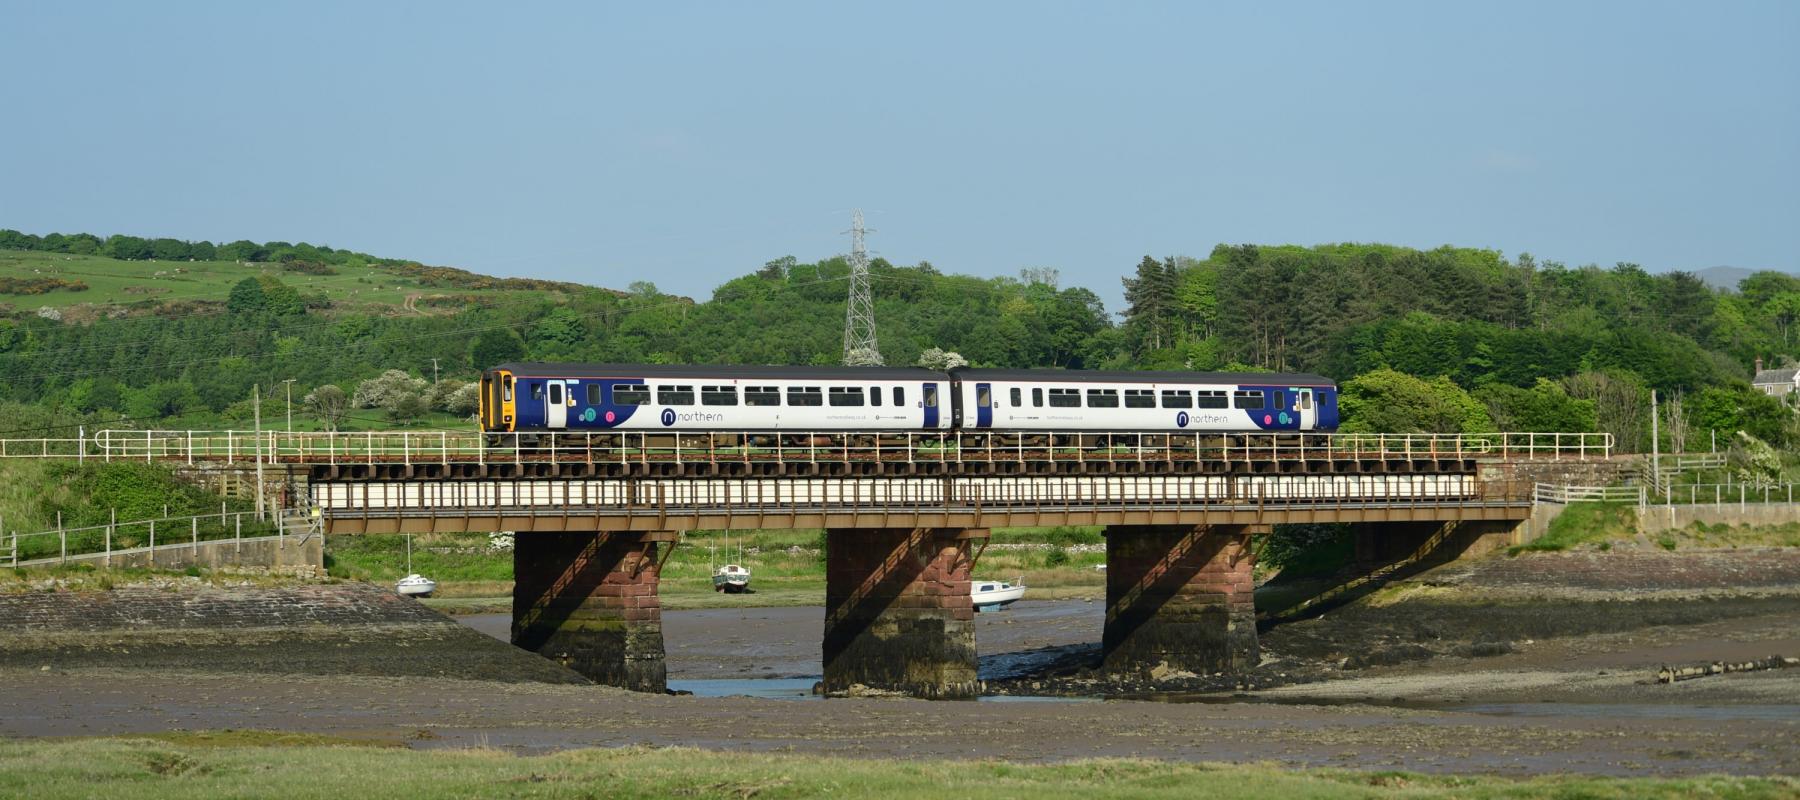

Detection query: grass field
xmin=329 ymin=529 xmax=1108 ymax=611
xmin=0 ymin=735 xmax=1790 ymax=800
xmin=0 ymin=249 xmax=556 ymax=312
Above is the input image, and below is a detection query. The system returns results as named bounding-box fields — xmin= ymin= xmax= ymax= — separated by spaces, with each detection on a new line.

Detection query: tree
xmin=104 ymin=235 xmax=152 ymax=260
xmin=1121 ymin=256 xmax=1178 ymax=354
xmin=226 ymin=276 xmax=266 ymax=314
xmin=386 ymin=391 xmax=430 ymax=424
xmin=1338 ymin=369 xmax=1493 ymax=433
xmin=127 ymin=381 xmax=200 ymax=419
xmin=916 ymin=347 xmax=968 ymax=370
xmin=470 ymin=327 xmax=525 ymax=367
xmin=352 ymin=370 xmax=428 ymax=409
xmin=256 ymin=274 xmax=304 ymax=316
xmin=303 ymin=385 xmax=350 ymax=431
xmin=1475 ymin=379 xmax=1597 ymax=433
xmin=1560 ymin=369 xmax=1650 ymax=453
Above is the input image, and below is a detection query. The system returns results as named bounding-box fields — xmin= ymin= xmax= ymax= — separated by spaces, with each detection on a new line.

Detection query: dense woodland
xmin=1 ymin=231 xmax=1796 ymax=455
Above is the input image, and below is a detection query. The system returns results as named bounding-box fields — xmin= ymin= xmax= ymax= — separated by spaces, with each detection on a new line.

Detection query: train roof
xmin=492 ymin=363 xmax=945 ymax=380
xmin=950 ymin=367 xmax=1335 ymax=386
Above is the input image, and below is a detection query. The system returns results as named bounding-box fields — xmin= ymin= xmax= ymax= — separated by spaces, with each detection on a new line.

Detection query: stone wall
xmin=0 ymin=581 xmax=584 ymax=683
xmin=823 ymin=527 xmax=981 ymax=698
xmin=1103 ymin=524 xmax=1258 ymax=676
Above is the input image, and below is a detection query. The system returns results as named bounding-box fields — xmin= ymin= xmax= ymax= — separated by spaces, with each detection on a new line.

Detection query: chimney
xmin=1755 ymin=357 xmax=1764 ymax=374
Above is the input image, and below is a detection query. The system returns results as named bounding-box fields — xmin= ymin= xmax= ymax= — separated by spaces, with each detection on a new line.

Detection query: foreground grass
xmin=0 ymin=737 xmax=1792 ymax=800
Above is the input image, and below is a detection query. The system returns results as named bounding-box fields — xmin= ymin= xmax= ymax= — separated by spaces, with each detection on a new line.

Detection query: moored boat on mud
xmin=972 ymin=578 xmax=1025 ymax=611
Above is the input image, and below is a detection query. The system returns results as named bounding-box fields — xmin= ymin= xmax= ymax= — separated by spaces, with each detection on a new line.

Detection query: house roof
xmin=1753 ymin=368 xmax=1799 ymax=386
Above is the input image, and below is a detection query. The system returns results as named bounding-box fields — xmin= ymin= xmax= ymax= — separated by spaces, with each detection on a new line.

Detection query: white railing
xmin=3 ymin=507 xmax=281 ymax=567
xmin=1533 ymin=483 xmax=1647 ymax=505
xmin=0 ymin=429 xmax=1617 ymax=466
xmin=1659 ymin=483 xmax=1799 ymax=507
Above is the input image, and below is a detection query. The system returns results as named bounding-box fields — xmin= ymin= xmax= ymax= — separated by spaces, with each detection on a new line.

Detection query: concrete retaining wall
xmin=13 ymin=534 xmax=322 ymax=572
xmin=1637 ymin=503 xmax=1800 ymax=534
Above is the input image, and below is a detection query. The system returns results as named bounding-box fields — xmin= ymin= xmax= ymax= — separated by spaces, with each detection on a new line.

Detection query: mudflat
xmin=2 ymin=549 xmax=1797 ymax=776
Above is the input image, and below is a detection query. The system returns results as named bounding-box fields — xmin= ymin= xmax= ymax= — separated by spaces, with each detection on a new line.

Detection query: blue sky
xmin=2 ymin=1 xmax=1795 ymax=310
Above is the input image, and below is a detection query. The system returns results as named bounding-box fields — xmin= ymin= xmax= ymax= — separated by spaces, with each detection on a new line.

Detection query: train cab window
xmin=892 ymin=387 xmax=905 ymax=406
xmin=613 ymin=384 xmax=650 ymax=405
xmin=658 ymin=385 xmax=695 ymax=406
xmin=869 ymin=387 xmax=882 ymax=406
xmin=787 ymin=387 xmax=823 ymax=406
xmin=701 ymin=386 xmax=738 ymax=406
xmin=1085 ymin=389 xmax=1119 ymax=408
xmin=745 ymin=386 xmax=781 ymax=406
xmin=530 ymin=383 xmax=545 ymax=401
xmin=1047 ymin=388 xmax=1079 ymax=408
xmin=1032 ymin=388 xmax=1043 ymax=407
xmin=548 ymin=383 xmax=563 ymax=405
xmin=1010 ymin=388 xmax=1022 ymax=406
xmin=586 ymin=384 xmax=601 ymax=405
xmin=1197 ymin=390 xmax=1228 ymax=409
xmin=1124 ymin=389 xmax=1156 ymax=408
xmin=1233 ymin=390 xmax=1265 ymax=410
xmin=828 ymin=387 xmax=865 ymax=406
xmin=502 ymin=376 xmax=514 ymax=402
xmin=1160 ymin=390 xmax=1192 ymax=409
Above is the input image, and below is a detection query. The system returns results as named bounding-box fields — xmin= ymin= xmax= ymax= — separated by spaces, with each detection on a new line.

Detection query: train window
xmin=1197 ymin=390 xmax=1228 ymax=409
xmin=586 ymin=384 xmax=601 ymax=405
xmin=1010 ymin=387 xmax=1022 ymax=406
xmin=893 ymin=387 xmax=905 ymax=406
xmin=1085 ymin=389 xmax=1119 ymax=408
xmin=1124 ymin=389 xmax=1156 ymax=408
xmin=976 ymin=385 xmax=991 ymax=408
xmin=745 ymin=386 xmax=781 ymax=406
xmin=701 ymin=386 xmax=738 ymax=406
xmin=828 ymin=387 xmax=865 ymax=406
xmin=869 ymin=387 xmax=882 ymax=406
xmin=1299 ymin=391 xmax=1313 ymax=410
xmin=1032 ymin=388 xmax=1043 ymax=407
xmin=548 ymin=383 xmax=563 ymax=405
xmin=1233 ymin=390 xmax=1264 ymax=410
xmin=788 ymin=387 xmax=824 ymax=406
xmin=613 ymin=384 xmax=650 ymax=405
xmin=1271 ymin=391 xmax=1285 ymax=410
xmin=530 ymin=383 xmax=545 ymax=401
xmin=923 ymin=385 xmax=938 ymax=408
xmin=502 ymin=376 xmax=513 ymax=402
xmin=1047 ymin=388 xmax=1079 ymax=408
xmin=1160 ymin=390 xmax=1192 ymax=409
xmin=658 ymin=385 xmax=695 ymax=406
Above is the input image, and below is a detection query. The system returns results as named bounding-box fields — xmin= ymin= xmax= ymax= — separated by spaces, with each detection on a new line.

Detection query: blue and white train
xmin=478 ymin=363 xmax=1338 ymax=443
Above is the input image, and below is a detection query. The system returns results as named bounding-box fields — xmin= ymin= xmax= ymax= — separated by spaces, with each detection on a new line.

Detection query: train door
xmin=1296 ymin=388 xmax=1316 ymax=430
xmin=974 ymin=382 xmax=993 ymax=428
xmin=546 ymin=381 xmax=567 ymax=429
xmin=922 ymin=383 xmax=940 ymax=428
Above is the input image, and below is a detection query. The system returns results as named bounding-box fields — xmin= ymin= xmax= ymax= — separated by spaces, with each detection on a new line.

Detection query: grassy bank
xmin=0 ymin=736 xmax=1791 ymax=800
xmin=1513 ymin=502 xmax=1800 ymax=555
xmin=328 ymin=530 xmax=1107 ymax=610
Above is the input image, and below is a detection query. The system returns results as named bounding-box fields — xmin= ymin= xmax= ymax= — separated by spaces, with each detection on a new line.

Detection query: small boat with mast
xmin=395 ymin=533 xmax=437 ymax=597
xmin=710 ymin=539 xmax=751 ymax=593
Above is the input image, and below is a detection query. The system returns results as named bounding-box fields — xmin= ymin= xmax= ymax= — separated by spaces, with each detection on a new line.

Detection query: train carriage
xmin=478 ymin=362 xmax=1339 ymax=449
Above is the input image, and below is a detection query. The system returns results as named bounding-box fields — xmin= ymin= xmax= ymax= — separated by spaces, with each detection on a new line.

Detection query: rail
xmin=1533 ymin=484 xmax=1648 ymax=505
xmin=0 ymin=429 xmax=1617 ymax=466
xmin=3 ymin=507 xmax=282 ymax=566
xmin=1658 ymin=483 xmax=1799 ymax=507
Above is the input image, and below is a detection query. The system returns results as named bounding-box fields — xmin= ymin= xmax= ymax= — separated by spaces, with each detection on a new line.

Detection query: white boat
xmin=712 ymin=564 xmax=751 ymax=593
xmin=396 ymin=573 xmax=437 ymax=597
xmin=971 ymin=578 xmax=1026 ymax=611
xmin=394 ymin=534 xmax=436 ymax=597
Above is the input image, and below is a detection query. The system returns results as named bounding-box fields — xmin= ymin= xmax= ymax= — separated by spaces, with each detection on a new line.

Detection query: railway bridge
xmin=21 ymin=429 xmax=1618 ymax=698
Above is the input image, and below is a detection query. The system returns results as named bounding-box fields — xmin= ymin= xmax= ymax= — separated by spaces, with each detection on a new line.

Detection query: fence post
xmin=107 ymin=508 xmax=115 ymax=567
xmin=149 ymin=519 xmax=155 ymax=557
xmin=192 ymin=516 xmax=199 ymax=554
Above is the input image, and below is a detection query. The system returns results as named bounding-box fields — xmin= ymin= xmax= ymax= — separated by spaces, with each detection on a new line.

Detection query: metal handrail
xmin=38 ymin=429 xmax=1616 ymax=466
xmin=3 ymin=508 xmax=281 ymax=566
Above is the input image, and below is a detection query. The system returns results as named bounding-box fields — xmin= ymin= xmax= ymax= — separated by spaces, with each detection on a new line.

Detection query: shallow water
xmin=668 ymin=676 xmax=1099 ymax=703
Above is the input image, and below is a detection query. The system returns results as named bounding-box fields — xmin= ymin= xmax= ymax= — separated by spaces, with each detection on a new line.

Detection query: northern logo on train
xmin=1175 ymin=411 xmax=1190 ymax=428
xmin=660 ymin=408 xmax=677 ymax=426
